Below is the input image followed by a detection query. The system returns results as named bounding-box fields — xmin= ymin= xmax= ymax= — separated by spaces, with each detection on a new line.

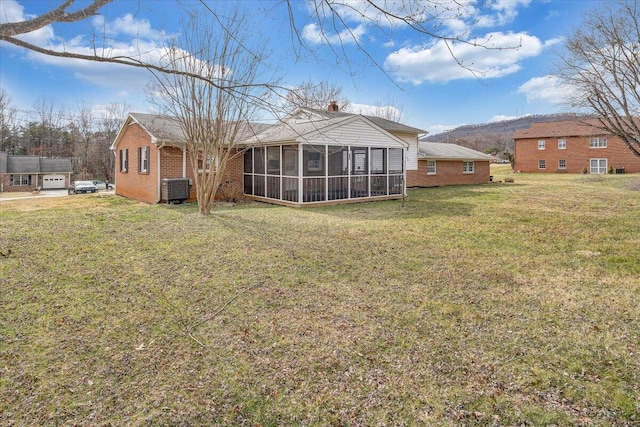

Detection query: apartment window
xmin=590 ymin=158 xmax=607 ymax=174
xmin=558 ymin=139 xmax=566 ymax=149
xmin=11 ymin=174 xmax=31 ymax=186
xmin=538 ymin=159 xmax=546 ymax=169
xmin=538 ymin=139 xmax=546 ymax=150
xmin=462 ymin=161 xmax=475 ymax=174
xmin=120 ymin=149 xmax=128 ymax=173
xmin=138 ymin=146 xmax=150 ymax=174
xmin=426 ymin=160 xmax=436 ymax=175
xmin=558 ymin=159 xmax=566 ymax=170
xmin=590 ymin=137 xmax=607 ymax=148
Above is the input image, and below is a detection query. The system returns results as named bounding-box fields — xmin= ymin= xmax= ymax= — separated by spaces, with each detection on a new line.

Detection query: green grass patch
xmin=1 ymin=173 xmax=639 ymax=425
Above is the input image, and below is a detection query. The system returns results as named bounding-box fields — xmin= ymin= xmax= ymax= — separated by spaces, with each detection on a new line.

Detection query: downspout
xmin=156 ymin=144 xmax=163 ymax=203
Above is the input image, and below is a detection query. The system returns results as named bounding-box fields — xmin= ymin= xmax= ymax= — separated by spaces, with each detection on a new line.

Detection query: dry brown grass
xmin=1 ymin=172 xmax=639 ymax=425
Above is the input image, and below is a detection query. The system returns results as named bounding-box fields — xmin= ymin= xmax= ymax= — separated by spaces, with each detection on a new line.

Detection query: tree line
xmin=0 ymin=90 xmax=126 ymax=182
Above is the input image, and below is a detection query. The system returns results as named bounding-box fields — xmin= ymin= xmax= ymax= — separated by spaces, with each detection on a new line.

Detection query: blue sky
xmin=0 ymin=0 xmax=601 ymax=135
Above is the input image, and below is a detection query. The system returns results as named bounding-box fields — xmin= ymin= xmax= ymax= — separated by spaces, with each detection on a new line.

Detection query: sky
xmin=0 ymin=0 xmax=604 ymax=135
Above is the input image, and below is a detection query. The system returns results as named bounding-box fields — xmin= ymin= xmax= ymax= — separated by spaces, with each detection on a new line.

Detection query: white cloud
xmin=302 ymin=22 xmax=366 ymax=45
xmin=93 ymin=13 xmax=170 ymax=40
xmin=517 ymin=75 xmax=572 ymax=105
xmin=345 ymin=102 xmax=402 ymax=118
xmin=384 ymin=32 xmax=561 ymax=84
xmin=0 ymin=0 xmax=55 ymax=45
xmin=425 ymin=123 xmax=464 ymax=135
xmin=475 ymin=0 xmax=531 ymax=28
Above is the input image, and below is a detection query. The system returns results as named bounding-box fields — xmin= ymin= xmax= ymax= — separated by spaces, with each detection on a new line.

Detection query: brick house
xmin=113 ymin=107 xmax=493 ymax=206
xmin=407 ymin=142 xmax=493 ymax=187
xmin=514 ymin=119 xmax=640 ymax=174
xmin=110 ymin=113 xmax=268 ymax=204
xmin=0 ymin=152 xmax=73 ymax=192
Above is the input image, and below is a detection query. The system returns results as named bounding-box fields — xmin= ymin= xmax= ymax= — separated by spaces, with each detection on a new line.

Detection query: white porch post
xmin=298 ymin=144 xmax=304 ymax=203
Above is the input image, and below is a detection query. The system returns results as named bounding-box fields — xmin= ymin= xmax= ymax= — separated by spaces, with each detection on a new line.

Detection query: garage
xmin=42 ymin=174 xmax=66 ymax=189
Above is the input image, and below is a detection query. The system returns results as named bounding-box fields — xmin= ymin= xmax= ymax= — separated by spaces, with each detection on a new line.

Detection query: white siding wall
xmin=394 ymin=133 xmax=418 ymax=170
xmin=301 ymin=120 xmax=408 ymax=149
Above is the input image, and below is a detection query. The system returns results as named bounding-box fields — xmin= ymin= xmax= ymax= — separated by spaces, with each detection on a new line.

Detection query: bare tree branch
xmin=556 ymin=0 xmax=640 ymax=158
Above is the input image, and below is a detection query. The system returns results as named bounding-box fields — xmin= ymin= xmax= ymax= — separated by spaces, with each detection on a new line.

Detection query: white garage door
xmin=42 ymin=175 xmax=66 ymax=189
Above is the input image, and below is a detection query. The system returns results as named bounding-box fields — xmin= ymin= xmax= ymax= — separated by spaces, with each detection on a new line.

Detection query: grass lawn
xmin=1 ymin=166 xmax=639 ymax=425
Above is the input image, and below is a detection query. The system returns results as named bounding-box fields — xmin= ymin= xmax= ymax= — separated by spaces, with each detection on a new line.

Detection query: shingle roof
xmin=301 ymin=107 xmax=426 ymax=134
xmin=0 ymin=153 xmax=73 ymax=174
xmin=513 ymin=119 xmax=606 ymax=139
xmin=418 ymin=142 xmax=494 ymax=161
xmin=126 ymin=112 xmax=272 ymax=146
xmin=40 ymin=158 xmax=73 ymax=173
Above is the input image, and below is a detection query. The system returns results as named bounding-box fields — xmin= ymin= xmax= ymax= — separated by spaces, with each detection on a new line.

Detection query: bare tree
xmin=97 ymin=102 xmax=130 ymax=181
xmin=73 ymin=102 xmax=95 ymax=178
xmin=150 ymin=9 xmax=269 ymax=215
xmin=0 ymin=89 xmax=18 ymax=153
xmin=33 ymin=97 xmax=68 ymax=158
xmin=285 ymin=80 xmax=349 ymax=111
xmin=556 ymin=0 xmax=640 ymax=158
xmin=370 ymin=97 xmax=404 ymax=122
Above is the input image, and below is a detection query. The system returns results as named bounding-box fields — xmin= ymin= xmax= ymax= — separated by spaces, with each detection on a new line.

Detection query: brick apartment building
xmin=514 ymin=119 xmax=640 ymax=174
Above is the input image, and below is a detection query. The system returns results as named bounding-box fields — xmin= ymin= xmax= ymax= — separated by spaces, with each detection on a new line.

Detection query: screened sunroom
xmin=243 ymin=144 xmax=406 ymax=205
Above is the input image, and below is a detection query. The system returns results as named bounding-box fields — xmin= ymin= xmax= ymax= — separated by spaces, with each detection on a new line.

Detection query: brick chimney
xmin=327 ymin=101 xmax=339 ymax=112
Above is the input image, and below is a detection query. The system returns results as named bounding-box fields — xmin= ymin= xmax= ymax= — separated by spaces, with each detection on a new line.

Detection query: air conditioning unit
xmin=162 ymin=178 xmax=190 ymax=204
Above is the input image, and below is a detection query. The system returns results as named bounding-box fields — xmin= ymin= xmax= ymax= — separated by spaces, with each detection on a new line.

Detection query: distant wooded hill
xmin=421 ymin=113 xmax=583 ymax=156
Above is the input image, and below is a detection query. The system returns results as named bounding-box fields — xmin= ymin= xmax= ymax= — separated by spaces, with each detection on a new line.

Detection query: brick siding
xmin=407 ymin=159 xmax=491 ymax=187
xmin=514 ymin=135 xmax=640 ymax=173
xmin=114 ymin=123 xmax=245 ymax=203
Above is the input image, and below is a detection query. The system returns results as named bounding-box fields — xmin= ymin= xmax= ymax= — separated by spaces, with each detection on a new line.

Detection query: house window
xmin=303 ymin=145 xmax=325 ymax=176
xmin=538 ymin=139 xmax=546 ymax=150
xmin=138 ymin=146 xmax=150 ymax=174
xmin=590 ymin=137 xmax=607 ymax=148
xmin=538 ymin=160 xmax=546 ymax=169
xmin=119 ymin=149 xmax=128 ymax=173
xmin=267 ymin=146 xmax=280 ymax=175
xmin=426 ymin=160 xmax=436 ymax=175
xmin=462 ymin=161 xmax=474 ymax=174
xmin=590 ymin=158 xmax=607 ymax=174
xmin=351 ymin=148 xmax=368 ymax=175
xmin=283 ymin=145 xmax=299 ymax=176
xmin=370 ymin=148 xmax=386 ymax=174
xmin=388 ymin=149 xmax=403 ymax=174
xmin=558 ymin=139 xmax=566 ymax=149
xmin=558 ymin=159 xmax=566 ymax=170
xmin=11 ymin=174 xmax=31 ymax=186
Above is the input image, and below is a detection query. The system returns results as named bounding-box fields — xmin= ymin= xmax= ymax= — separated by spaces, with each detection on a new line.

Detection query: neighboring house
xmin=407 ymin=142 xmax=494 ymax=187
xmin=514 ymin=119 xmax=640 ymax=174
xmin=0 ymin=152 xmax=73 ymax=192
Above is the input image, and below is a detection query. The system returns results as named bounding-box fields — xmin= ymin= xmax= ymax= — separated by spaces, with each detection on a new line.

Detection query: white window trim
xmin=462 ymin=161 xmax=475 ymax=174
xmin=558 ymin=159 xmax=566 ymax=170
xmin=426 ymin=160 xmax=436 ymax=175
xmin=538 ymin=159 xmax=546 ymax=169
xmin=538 ymin=139 xmax=546 ymax=150
xmin=590 ymin=158 xmax=607 ymax=174
xmin=590 ymin=137 xmax=607 ymax=148
xmin=558 ymin=139 xmax=566 ymax=150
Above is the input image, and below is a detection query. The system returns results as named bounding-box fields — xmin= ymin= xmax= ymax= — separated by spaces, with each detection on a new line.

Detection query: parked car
xmin=68 ymin=181 xmax=98 ymax=194
xmin=92 ymin=180 xmax=113 ymax=190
